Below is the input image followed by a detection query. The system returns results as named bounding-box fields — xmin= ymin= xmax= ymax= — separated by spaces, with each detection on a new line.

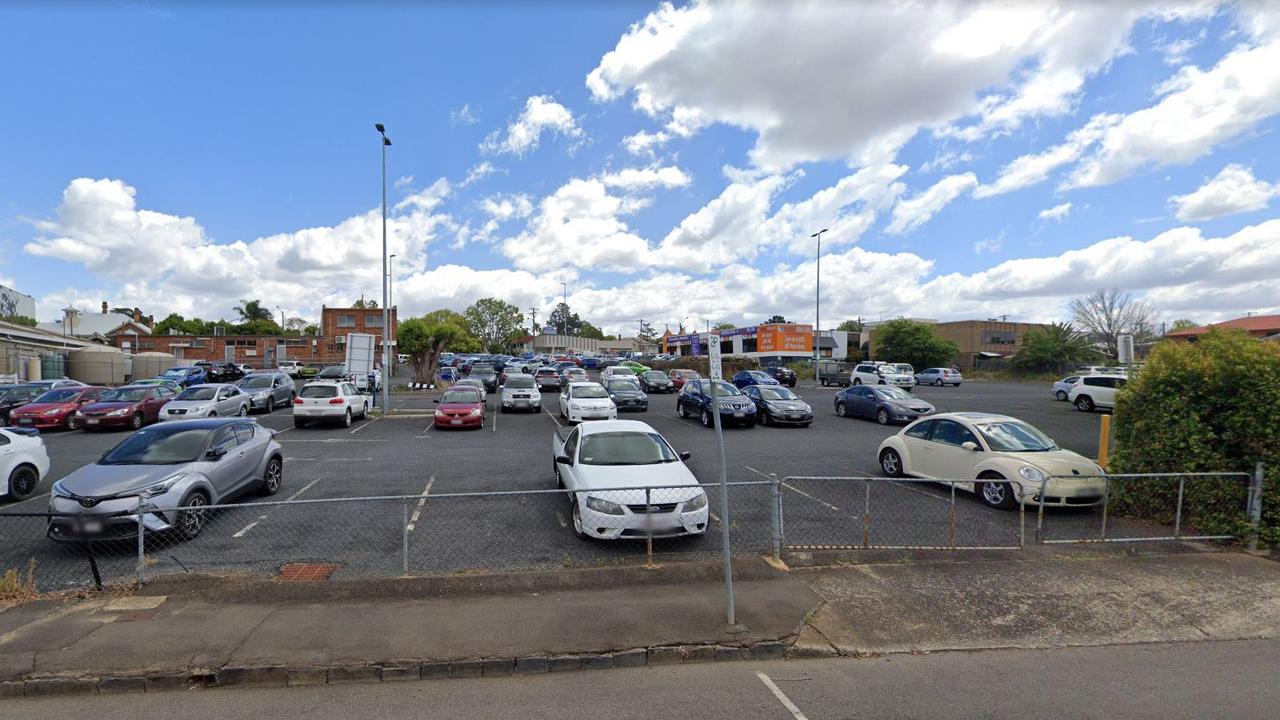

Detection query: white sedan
xmin=559 ymin=381 xmax=617 ymax=424
xmin=1 ymin=427 xmax=51 ymax=500
xmin=876 ymin=412 xmax=1106 ymax=509
xmin=552 ymin=420 xmax=709 ymax=540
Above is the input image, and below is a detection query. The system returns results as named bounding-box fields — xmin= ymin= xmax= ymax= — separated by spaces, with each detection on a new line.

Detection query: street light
xmin=376 ymin=123 xmax=392 ymax=413
xmin=276 ymin=305 xmax=285 ymax=329
xmin=811 ymin=228 xmax=829 ymax=386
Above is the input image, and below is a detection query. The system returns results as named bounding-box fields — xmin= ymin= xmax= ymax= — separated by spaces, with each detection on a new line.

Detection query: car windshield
xmin=759 ymin=387 xmax=798 ymax=401
xmin=176 ymin=387 xmax=218 ymax=401
xmin=299 ymin=385 xmax=338 ymax=398
xmin=100 ymin=426 xmax=210 ymax=465
xmin=704 ymin=380 xmax=741 ymax=396
xmin=6 ymin=387 xmax=43 ymax=402
xmin=894 ymin=364 xmax=913 ymax=374
xmin=441 ymin=389 xmax=481 ymax=403
xmin=537 ymin=369 xmax=558 ymax=376
xmin=876 ymin=387 xmax=915 ymax=401
xmin=643 ymin=371 xmax=665 ymax=379
xmin=748 ymin=371 xmax=771 ymax=379
xmin=99 ymin=388 xmax=147 ymax=402
xmin=240 ymin=376 xmax=273 ymax=388
xmin=34 ymin=389 xmax=80 ymax=403
xmin=505 ymin=377 xmax=535 ymax=389
xmin=675 ymin=370 xmax=699 ymax=378
xmin=605 ymin=380 xmax=637 ymax=392
xmin=160 ymin=368 xmax=189 ymax=377
xmin=319 ymin=367 xmax=344 ymax=376
xmin=578 ymin=432 xmax=677 ymax=466
xmin=976 ymin=422 xmax=1058 ymax=453
xmin=472 ymin=365 xmax=495 ymax=374
xmin=571 ymin=385 xmax=609 ymax=399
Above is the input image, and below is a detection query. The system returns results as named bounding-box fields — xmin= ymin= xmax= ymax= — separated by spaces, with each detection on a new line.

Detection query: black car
xmin=597 ymin=359 xmax=621 ymax=370
xmin=0 ymin=385 xmax=44 ymax=425
xmin=834 ymin=385 xmax=934 ymax=425
xmin=205 ymin=361 xmax=246 ymax=383
xmin=604 ymin=378 xmax=648 ymax=411
xmin=317 ymin=365 xmax=348 ymax=382
xmin=638 ymin=370 xmax=674 ymax=393
xmin=762 ymin=365 xmax=797 ymax=387
xmin=470 ymin=363 xmax=499 ymax=392
xmin=676 ymin=379 xmax=756 ymax=428
xmin=742 ymin=385 xmax=813 ymax=427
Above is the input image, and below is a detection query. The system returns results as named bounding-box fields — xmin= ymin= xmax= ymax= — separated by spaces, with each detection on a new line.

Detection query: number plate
xmin=733 ymin=412 xmax=744 ymax=418
xmin=18 ymin=418 xmax=32 ymax=424
xmin=79 ymin=519 xmax=104 ymax=534
xmin=86 ymin=418 xmax=99 ymax=425
xmin=451 ymin=420 xmax=462 ymax=425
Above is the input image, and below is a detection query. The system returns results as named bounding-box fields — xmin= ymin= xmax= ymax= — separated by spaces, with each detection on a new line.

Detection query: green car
xmin=298 ymin=365 xmax=322 ymax=378
xmin=620 ymin=360 xmax=651 ymax=374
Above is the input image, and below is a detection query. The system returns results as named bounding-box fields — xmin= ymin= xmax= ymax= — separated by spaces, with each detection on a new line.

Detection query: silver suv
xmin=500 ymin=374 xmax=541 ymax=413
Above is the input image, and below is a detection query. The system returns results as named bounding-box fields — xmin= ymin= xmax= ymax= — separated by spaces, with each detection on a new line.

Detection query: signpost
xmin=707 ymin=333 xmax=735 ymax=626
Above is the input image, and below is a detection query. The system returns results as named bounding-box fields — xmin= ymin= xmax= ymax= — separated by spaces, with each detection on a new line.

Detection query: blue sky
xmin=3 ymin=1 xmax=1279 ymax=335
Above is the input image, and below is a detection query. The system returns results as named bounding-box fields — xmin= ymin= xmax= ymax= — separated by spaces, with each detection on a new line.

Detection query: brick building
xmin=869 ymin=319 xmax=1051 ymax=371
xmin=113 ymin=306 xmax=398 ymax=369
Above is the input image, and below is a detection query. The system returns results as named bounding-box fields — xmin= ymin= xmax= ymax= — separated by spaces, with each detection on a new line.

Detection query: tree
xmin=153 ymin=313 xmax=212 ymax=335
xmin=547 ymin=302 xmax=585 ymax=335
xmin=765 ymin=314 xmax=788 ymax=324
xmin=1069 ymin=288 xmax=1155 ymax=359
xmin=233 ymin=299 xmax=273 ymax=323
xmin=235 ymin=318 xmax=283 ymax=336
xmin=463 ymin=297 xmax=526 ymax=352
xmin=1010 ymin=322 xmax=1100 ymax=373
xmin=283 ymin=317 xmax=308 ymax=334
xmin=303 ymin=324 xmax=320 ymax=336
xmin=874 ymin=319 xmax=959 ymax=369
xmin=0 ymin=315 xmax=37 ymax=327
xmin=353 ymin=297 xmax=378 ymax=309
xmin=399 ymin=310 xmax=473 ymax=384
xmin=836 ymin=319 xmax=864 ymax=333
xmin=1168 ymin=318 xmax=1199 ymax=333
xmin=578 ymin=321 xmax=608 ymax=341
xmin=713 ymin=322 xmax=737 ymax=331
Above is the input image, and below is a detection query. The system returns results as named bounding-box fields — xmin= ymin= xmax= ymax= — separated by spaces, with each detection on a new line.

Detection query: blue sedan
xmin=731 ymin=370 xmax=780 ymax=389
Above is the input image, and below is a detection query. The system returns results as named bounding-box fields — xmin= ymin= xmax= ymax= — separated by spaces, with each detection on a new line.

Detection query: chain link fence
xmin=0 ymin=470 xmax=1264 ymax=595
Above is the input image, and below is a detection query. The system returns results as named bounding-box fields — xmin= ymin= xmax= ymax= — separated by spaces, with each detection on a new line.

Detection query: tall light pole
xmin=389 ymin=253 xmax=396 ymax=371
xmin=376 ymin=123 xmax=391 ymax=413
xmin=560 ymin=281 xmax=568 ymax=336
xmin=811 ymin=228 xmax=829 ymax=386
xmin=276 ymin=306 xmax=285 ymax=329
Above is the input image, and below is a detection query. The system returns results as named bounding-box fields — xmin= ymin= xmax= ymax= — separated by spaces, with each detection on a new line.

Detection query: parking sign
xmin=708 ymin=333 xmax=722 ymax=380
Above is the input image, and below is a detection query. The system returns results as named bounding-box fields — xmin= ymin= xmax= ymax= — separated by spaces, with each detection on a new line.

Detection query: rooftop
xmin=1165 ymin=314 xmax=1280 ymax=337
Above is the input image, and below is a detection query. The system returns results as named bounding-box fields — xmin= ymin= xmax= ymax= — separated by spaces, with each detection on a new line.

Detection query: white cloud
xmin=481 ymin=95 xmax=583 ymax=157
xmin=886 ymin=173 xmax=978 ymax=235
xmin=1169 ymin=164 xmax=1277 ymax=221
xmin=973 ymin=113 xmax=1119 ymax=197
xmin=500 ymin=179 xmax=653 ymax=273
xmin=920 ymin=150 xmax=975 ymax=174
xmin=461 ymin=162 xmax=497 ymax=187
xmin=972 ymin=234 xmax=1003 ymax=255
xmin=588 ymin=1 xmax=1168 ymax=170
xmin=621 ymin=130 xmax=671 ymax=157
xmin=599 ymin=165 xmax=691 ymax=190
xmin=1038 ymin=202 xmax=1073 ymax=221
xmin=394 ymin=175 xmax=414 ymax=189
xmin=449 ymin=103 xmax=479 ymax=126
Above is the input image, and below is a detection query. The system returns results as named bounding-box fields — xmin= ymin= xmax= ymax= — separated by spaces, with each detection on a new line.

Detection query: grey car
xmin=47 ymin=418 xmax=284 ymax=542
xmin=742 ymin=385 xmax=813 ymax=427
xmin=237 ymin=372 xmax=296 ymax=412
xmin=835 ymin=385 xmax=935 ymax=425
xmin=158 ymin=383 xmax=250 ymax=421
xmin=604 ymin=378 xmax=648 ymax=411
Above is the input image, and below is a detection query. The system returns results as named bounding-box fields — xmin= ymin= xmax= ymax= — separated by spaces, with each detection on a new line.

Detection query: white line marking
xmin=271 ymin=426 xmax=294 ymax=436
xmin=888 ymin=478 xmax=952 ymax=503
xmin=492 ymin=408 xmax=497 ymax=432
xmin=285 ymin=477 xmax=322 ymax=502
xmin=231 ymin=521 xmax=260 ymax=538
xmin=756 ymin=673 xmax=810 ymax=720
xmin=745 ymin=465 xmax=843 ymax=512
xmin=406 ymin=476 xmax=435 ymax=532
xmin=4 ymin=491 xmax=50 ymax=508
xmin=350 ymin=415 xmax=380 ymax=434
xmin=231 ymin=476 xmax=321 ymax=538
xmin=544 ymin=408 xmax=563 ymax=427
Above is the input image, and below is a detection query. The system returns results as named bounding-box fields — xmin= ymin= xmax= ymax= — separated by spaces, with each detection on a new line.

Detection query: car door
xmin=559 ymin=427 xmax=583 ymax=492
xmin=898 ymin=420 xmax=936 ymax=476
xmin=848 ymin=386 xmax=872 ymax=418
xmin=142 ymin=387 xmax=167 ymax=421
xmin=920 ymin=419 xmax=982 ymax=481
xmin=213 ymin=386 xmax=234 ymax=415
xmin=742 ymin=386 xmax=761 ymax=412
xmin=204 ymin=426 xmax=246 ymax=496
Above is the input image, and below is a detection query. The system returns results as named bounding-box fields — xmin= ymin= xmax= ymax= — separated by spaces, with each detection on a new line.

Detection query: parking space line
xmin=492 ymin=408 xmax=497 ymax=432
xmin=350 ymin=415 xmax=380 ymax=434
xmin=270 ymin=426 xmax=294 ymax=436
xmin=544 ymin=408 xmax=563 ymax=427
xmin=231 ymin=477 xmax=321 ymax=539
xmin=745 ymin=465 xmax=842 ymax=512
xmin=4 ymin=491 xmax=50 ymax=508
xmin=756 ymin=672 xmax=810 ymax=720
xmin=406 ymin=476 xmax=435 ymax=532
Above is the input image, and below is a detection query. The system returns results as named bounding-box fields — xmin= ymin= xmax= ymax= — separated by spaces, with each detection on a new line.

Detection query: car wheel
xmin=877 ymin=408 xmax=890 ymax=425
xmin=262 ymin=398 xmax=273 ymax=414
xmin=978 ymin=475 xmax=1018 ymax=510
xmin=130 ymin=412 xmax=144 ymax=430
xmin=175 ymin=491 xmax=209 ymax=540
xmin=260 ymin=456 xmax=283 ymax=496
xmin=701 ymin=409 xmax=713 ymax=428
xmin=677 ymin=402 xmax=688 ymax=419
xmin=835 ymin=401 xmax=848 ymax=418
xmin=935 ymin=379 xmax=943 ymax=386
xmin=760 ymin=411 xmax=771 ymax=426
xmin=1075 ymin=396 xmax=1094 ymax=412
xmin=293 ymin=418 xmax=307 ymax=429
xmin=879 ymin=448 xmax=904 ymax=477
xmin=342 ymin=409 xmax=352 ymax=427
xmin=571 ymin=498 xmax=589 ymax=540
xmin=1055 ymin=390 xmax=1068 ymax=401
xmin=852 ymin=378 xmax=861 ymax=385
xmin=66 ymin=414 xmax=78 ymax=430
xmin=6 ymin=464 xmax=39 ymax=500
xmin=238 ymin=405 xmax=248 ymax=417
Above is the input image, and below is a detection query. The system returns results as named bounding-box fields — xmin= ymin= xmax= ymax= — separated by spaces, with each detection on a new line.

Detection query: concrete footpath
xmin=2 ymin=549 xmax=1279 ymax=699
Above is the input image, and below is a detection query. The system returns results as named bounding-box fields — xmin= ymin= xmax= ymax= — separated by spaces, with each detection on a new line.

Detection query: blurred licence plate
xmin=733 ymin=412 xmax=744 ymax=417
xmin=18 ymin=418 xmax=32 ymax=424
xmin=86 ymin=418 xmax=99 ymax=425
xmin=451 ymin=419 xmax=462 ymax=425
xmin=78 ymin=519 xmax=104 ymax=534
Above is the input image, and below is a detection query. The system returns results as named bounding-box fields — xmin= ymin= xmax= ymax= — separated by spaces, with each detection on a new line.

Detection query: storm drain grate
xmin=276 ymin=563 xmax=340 ymax=582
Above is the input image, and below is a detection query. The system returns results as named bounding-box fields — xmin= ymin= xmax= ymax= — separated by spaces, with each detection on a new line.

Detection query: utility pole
xmin=811 ymin=228 xmax=829 ymax=386
xmin=560 ymin=282 xmax=568 ymax=335
xmin=375 ymin=123 xmax=392 ymax=414
xmin=529 ymin=307 xmax=538 ymax=334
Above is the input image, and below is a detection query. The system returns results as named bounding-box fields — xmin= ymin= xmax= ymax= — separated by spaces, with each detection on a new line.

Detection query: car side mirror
xmin=432 ymin=398 xmax=440 ymax=404
xmin=206 ymin=447 xmax=227 ymax=460
xmin=678 ymin=451 xmax=692 ymax=461
xmin=555 ymin=455 xmax=573 ymax=465
xmin=961 ymin=441 xmax=980 ymax=452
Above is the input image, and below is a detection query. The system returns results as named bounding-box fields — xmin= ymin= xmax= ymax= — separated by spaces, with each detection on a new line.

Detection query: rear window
xmin=536 ymin=369 xmax=558 ymax=376
xmin=609 ymin=367 xmax=635 ymax=376
xmin=300 ymin=385 xmax=338 ymax=398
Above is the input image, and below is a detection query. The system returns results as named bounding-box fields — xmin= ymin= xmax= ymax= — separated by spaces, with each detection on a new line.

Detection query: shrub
xmin=1109 ymin=329 xmax=1280 ymax=544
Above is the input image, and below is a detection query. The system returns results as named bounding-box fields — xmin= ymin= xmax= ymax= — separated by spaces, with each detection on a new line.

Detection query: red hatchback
xmin=7 ymin=386 xmax=108 ymax=430
xmin=433 ymin=387 xmax=486 ymax=430
xmin=77 ymin=385 xmax=176 ymax=431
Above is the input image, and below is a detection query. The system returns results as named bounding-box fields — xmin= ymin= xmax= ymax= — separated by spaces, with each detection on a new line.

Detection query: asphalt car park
xmin=2 ymin=376 xmax=1128 ymax=587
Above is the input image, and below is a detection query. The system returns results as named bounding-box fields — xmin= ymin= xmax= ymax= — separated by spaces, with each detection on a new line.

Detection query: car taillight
xmin=293 ymin=398 xmax=303 ymax=405
xmin=329 ymin=398 xmax=345 ymax=405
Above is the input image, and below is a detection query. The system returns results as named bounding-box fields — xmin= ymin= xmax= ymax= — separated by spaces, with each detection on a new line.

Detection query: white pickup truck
xmin=552 ymin=419 xmax=709 ymax=541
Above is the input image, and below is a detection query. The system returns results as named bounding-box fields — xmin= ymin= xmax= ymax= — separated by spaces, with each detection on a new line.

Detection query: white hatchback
xmin=1 ymin=427 xmax=51 ymax=500
xmin=559 ymin=382 xmax=618 ymax=424
xmin=1068 ymin=375 xmax=1126 ymax=412
xmin=292 ymin=381 xmax=371 ymax=428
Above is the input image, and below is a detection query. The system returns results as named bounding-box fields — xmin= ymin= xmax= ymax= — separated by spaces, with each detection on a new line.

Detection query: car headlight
xmin=51 ymin=480 xmax=72 ymax=498
xmin=141 ymin=473 xmax=189 ymax=498
xmin=253 ymin=392 xmax=269 ymax=400
xmin=434 ymin=410 xmax=446 ymax=417
xmin=683 ymin=492 xmax=708 ymax=512
xmin=1018 ymin=466 xmax=1046 ymax=483
xmin=469 ymin=407 xmax=484 ymax=416
xmin=585 ymin=496 xmax=625 ymax=515
xmin=43 ymin=408 xmax=63 ymax=416
xmin=107 ymin=408 xmax=131 ymax=417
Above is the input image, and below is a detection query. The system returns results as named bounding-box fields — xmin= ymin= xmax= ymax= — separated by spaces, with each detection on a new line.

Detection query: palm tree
xmin=233 ymin=299 xmax=273 ymax=323
xmin=1011 ymin=322 xmax=1100 ymax=373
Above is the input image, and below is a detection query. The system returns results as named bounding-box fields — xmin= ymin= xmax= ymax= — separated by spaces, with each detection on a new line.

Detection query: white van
xmin=1068 ymin=374 xmax=1127 ymax=412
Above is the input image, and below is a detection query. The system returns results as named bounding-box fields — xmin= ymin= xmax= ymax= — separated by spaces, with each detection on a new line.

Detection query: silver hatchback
xmin=159 ymin=383 xmax=250 ymax=421
xmin=48 ymin=418 xmax=283 ymax=542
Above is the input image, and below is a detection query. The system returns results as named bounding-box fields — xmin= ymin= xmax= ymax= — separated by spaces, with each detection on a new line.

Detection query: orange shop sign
xmin=757 ymin=324 xmax=812 ymax=353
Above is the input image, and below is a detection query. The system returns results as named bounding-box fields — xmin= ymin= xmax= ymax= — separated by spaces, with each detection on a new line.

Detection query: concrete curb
xmin=0 ymin=639 xmax=796 ymax=699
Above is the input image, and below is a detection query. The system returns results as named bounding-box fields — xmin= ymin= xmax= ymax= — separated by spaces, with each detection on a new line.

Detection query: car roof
xmin=932 ymin=411 xmax=1019 ymax=423
xmin=304 ymin=380 xmax=346 ymax=386
xmin=575 ymin=419 xmax=658 ymax=436
xmin=567 ymin=381 xmax=604 ymax=388
xmin=1082 ymin=373 xmax=1128 ymax=379
xmin=142 ymin=417 xmax=255 ymax=431
xmin=185 ymin=383 xmax=236 ymax=390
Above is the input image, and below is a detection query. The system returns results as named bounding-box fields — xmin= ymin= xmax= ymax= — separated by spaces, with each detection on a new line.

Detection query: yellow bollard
xmin=1097 ymin=414 xmax=1111 ymax=469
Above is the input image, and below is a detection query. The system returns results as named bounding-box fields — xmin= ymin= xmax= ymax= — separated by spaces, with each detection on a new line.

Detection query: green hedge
xmin=1110 ymin=329 xmax=1280 ymax=545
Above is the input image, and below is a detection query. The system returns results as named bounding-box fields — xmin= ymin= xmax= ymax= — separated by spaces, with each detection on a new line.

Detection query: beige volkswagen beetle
xmin=876 ymin=412 xmax=1106 ymax=509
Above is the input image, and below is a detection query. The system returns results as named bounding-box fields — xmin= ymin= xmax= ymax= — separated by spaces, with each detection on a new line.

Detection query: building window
xmin=138 ymin=341 xmax=154 ymax=350
xmin=225 ymin=339 xmax=256 ymax=348
xmin=327 ymin=344 xmax=336 ymax=352
xmin=742 ymin=338 xmax=758 ymax=353
xmin=983 ymin=332 xmax=1017 ymax=345
xmin=337 ymin=314 xmax=356 ymax=328
xmin=365 ymin=314 xmax=384 ymax=328
xmin=280 ymin=337 xmax=307 ymax=347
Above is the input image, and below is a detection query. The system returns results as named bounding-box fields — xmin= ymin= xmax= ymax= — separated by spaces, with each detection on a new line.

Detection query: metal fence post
xmin=644 ymin=487 xmax=655 ymax=568
xmin=769 ymin=476 xmax=782 ymax=561
xmin=862 ymin=479 xmax=871 ymax=549
xmin=1249 ymin=461 xmax=1265 ymax=552
xmin=1100 ymin=474 xmax=1112 ymax=541
xmin=947 ymin=482 xmax=956 ymax=550
xmin=1035 ymin=476 xmax=1048 ymax=544
xmin=136 ymin=498 xmax=146 ymax=587
xmin=1173 ymin=476 xmax=1186 ymax=539
xmin=401 ymin=501 xmax=409 ymax=576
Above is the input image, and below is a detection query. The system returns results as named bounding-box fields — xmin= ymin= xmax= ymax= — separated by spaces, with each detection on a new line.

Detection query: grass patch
xmin=0 ymin=559 xmax=39 ymax=606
